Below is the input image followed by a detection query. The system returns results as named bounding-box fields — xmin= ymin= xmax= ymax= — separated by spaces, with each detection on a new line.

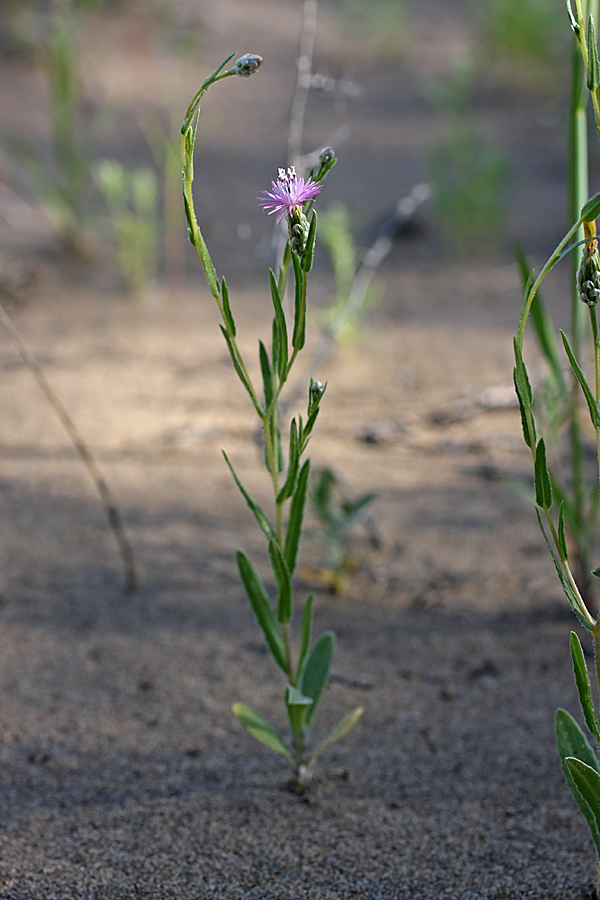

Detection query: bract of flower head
xmin=258 ymin=166 xmax=322 ymax=223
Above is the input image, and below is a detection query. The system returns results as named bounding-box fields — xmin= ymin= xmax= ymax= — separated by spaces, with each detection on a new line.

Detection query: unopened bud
xmin=578 ymin=222 xmax=600 ymax=307
xmin=308 ymin=377 xmax=326 ymax=413
xmin=319 ymin=146 xmax=335 ymax=165
xmin=234 ymin=54 xmax=264 ymax=77
xmin=288 ymin=208 xmax=310 ymax=255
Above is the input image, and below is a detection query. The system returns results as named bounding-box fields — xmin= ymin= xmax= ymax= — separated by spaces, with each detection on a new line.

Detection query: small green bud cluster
xmin=288 ymin=207 xmax=310 ymax=255
xmin=577 ymin=241 xmax=600 ymax=307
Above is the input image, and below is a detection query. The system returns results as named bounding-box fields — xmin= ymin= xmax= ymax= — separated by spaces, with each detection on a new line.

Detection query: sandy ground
xmin=1 ymin=0 xmax=599 ymax=897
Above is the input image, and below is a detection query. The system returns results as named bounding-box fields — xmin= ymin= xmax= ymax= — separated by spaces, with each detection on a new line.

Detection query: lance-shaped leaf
xmin=219 ymin=326 xmax=263 ymax=416
xmin=301 ymin=631 xmax=335 ymax=727
xmin=269 ymin=269 xmax=288 ymax=380
xmin=565 ymin=755 xmax=600 ymax=857
xmin=292 ymin=252 xmax=306 ymax=352
xmin=581 ymin=192 xmax=600 ymax=222
xmin=558 ymin=501 xmax=568 ymax=560
xmin=269 ymin=538 xmax=292 ymax=624
xmin=561 ymin=331 xmax=600 ymax=428
xmin=232 ymin=702 xmax=295 ymax=764
xmin=284 ymin=460 xmax=310 ymax=573
xmin=222 ymin=451 xmax=274 ymax=542
xmin=259 ymin=340 xmax=274 ymax=408
xmin=301 ymin=210 xmax=318 ymax=273
xmin=536 ymin=509 xmax=593 ymax=631
xmin=277 ymin=418 xmax=300 ymax=504
xmin=236 ymin=551 xmax=287 ymax=674
xmin=221 ymin=277 xmax=236 ymax=337
xmin=308 ymin=707 xmax=364 ymax=766
xmin=296 ymin=594 xmax=314 ymax=681
xmin=513 ymin=337 xmax=536 ymax=450
xmin=588 ymin=15 xmax=600 ymax=92
xmin=570 ymin=632 xmax=600 ymax=743
xmin=556 ymin=709 xmax=600 ymax=856
xmin=534 ymin=438 xmax=552 ymax=510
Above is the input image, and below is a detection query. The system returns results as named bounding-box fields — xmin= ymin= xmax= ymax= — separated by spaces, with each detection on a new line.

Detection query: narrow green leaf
xmin=581 ymin=192 xmax=600 ymax=222
xmin=296 ymin=594 xmax=314 ymax=682
xmin=277 ymin=418 xmax=300 ymax=504
xmin=269 ymin=269 xmax=288 ymax=380
xmin=588 ymin=15 xmax=600 ymax=92
xmin=513 ymin=336 xmax=533 ymax=406
xmin=292 ymin=252 xmax=306 ymax=351
xmin=536 ymin=510 xmax=593 ymax=631
xmin=269 ymin=539 xmax=292 ymax=624
xmin=534 ymin=439 xmax=552 ymax=510
xmin=222 ymin=451 xmax=275 ymax=542
xmin=259 ymin=340 xmax=274 ymax=408
xmin=558 ymin=502 xmax=568 ymax=560
xmin=221 ymin=277 xmax=236 ymax=337
xmin=556 ymin=709 xmax=600 ymax=855
xmin=565 ymin=756 xmax=600 ymax=856
xmin=514 ymin=244 xmax=565 ymax=395
xmin=232 ymin=702 xmax=295 ymax=764
xmin=284 ymin=459 xmax=310 ymax=573
xmin=561 ymin=331 xmax=600 ymax=428
xmin=570 ymin=632 xmax=600 ymax=743
xmin=219 ymin=326 xmax=263 ymax=415
xmin=593 ymin=568 xmax=600 ymax=578
xmin=236 ymin=551 xmax=287 ymax=674
xmin=301 ymin=631 xmax=335 ymax=727
xmin=301 ymin=209 xmax=318 ymax=273
xmin=308 ymin=706 xmax=364 ymax=766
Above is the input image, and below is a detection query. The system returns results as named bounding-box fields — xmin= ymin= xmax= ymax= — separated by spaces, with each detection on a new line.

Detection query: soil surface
xmin=0 ymin=1 xmax=598 ymax=898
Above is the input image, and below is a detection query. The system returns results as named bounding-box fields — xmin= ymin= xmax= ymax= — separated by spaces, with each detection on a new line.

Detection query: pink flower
xmin=258 ymin=166 xmax=322 ymax=223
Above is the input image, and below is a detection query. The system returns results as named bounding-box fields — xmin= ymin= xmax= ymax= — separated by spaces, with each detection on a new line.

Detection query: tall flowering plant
xmin=514 ymin=0 xmax=600 ymax=880
xmin=181 ymin=54 xmax=363 ymax=789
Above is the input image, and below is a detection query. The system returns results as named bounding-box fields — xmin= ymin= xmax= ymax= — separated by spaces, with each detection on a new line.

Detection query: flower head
xmin=258 ymin=167 xmax=322 ymax=223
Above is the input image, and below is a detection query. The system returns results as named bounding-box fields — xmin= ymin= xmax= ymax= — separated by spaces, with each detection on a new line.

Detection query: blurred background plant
xmin=426 ymin=59 xmax=511 ymax=258
xmin=470 ymin=0 xmax=568 ymax=88
xmin=303 ymin=467 xmax=378 ymax=596
xmin=93 ymin=160 xmax=158 ymax=294
xmin=4 ymin=0 xmax=106 ymax=255
xmin=331 ymin=0 xmax=409 ymax=54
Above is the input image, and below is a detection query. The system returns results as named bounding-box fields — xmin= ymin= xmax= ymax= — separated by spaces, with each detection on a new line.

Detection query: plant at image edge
xmin=180 ymin=53 xmax=363 ymax=789
xmin=514 ymin=1 xmax=600 ymax=879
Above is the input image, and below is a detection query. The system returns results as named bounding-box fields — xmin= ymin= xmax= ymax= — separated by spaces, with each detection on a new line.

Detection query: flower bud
xmin=234 ymin=54 xmax=264 ymax=77
xmin=318 ymin=146 xmax=335 ymax=166
xmin=577 ymin=224 xmax=600 ymax=307
xmin=288 ymin=207 xmax=310 ymax=255
xmin=308 ymin=377 xmax=326 ymax=414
